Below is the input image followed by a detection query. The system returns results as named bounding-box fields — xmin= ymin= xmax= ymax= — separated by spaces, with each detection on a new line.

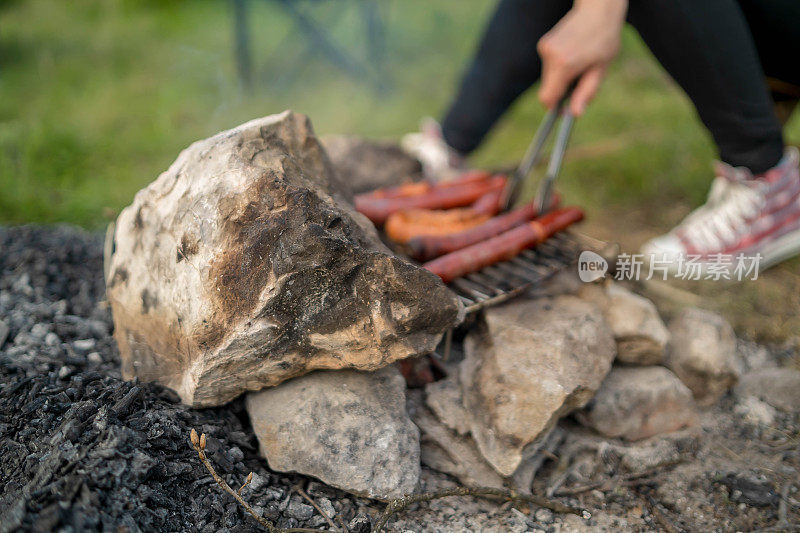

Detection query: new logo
xmin=578 ymin=250 xmax=608 ymax=282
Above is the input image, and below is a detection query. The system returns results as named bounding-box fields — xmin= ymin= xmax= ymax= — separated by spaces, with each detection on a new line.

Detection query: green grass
xmin=2 ymin=0 xmax=799 ymax=343
xmin=4 ymin=0 xmax=797 ymax=228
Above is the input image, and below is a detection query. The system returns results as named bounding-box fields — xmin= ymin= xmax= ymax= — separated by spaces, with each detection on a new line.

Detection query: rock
xmin=321 ymin=135 xmax=422 ymax=194
xmin=534 ymin=508 xmax=554 ymax=524
xmin=245 ymin=366 xmax=420 ymax=499
xmin=717 ymin=473 xmax=779 ymax=507
xmin=734 ymin=396 xmax=777 ymax=426
xmin=736 ymin=339 xmax=777 ymax=373
xmin=73 ymin=338 xmax=96 ymax=353
xmin=576 ymin=366 xmax=698 ymax=441
xmin=417 ymin=376 xmax=563 ymax=492
xmin=461 ymin=295 xmax=616 ymax=476
xmin=425 ymin=374 xmax=471 ymax=436
xmin=107 ymin=111 xmax=462 ymax=406
xmin=348 ymin=512 xmax=372 ymax=533
xmin=408 ymin=390 xmax=505 ymax=490
xmin=734 ymin=367 xmax=800 ymax=413
xmin=579 ymin=283 xmax=669 ymax=365
xmin=510 ymin=426 xmax=564 ymax=493
xmin=666 ymin=308 xmax=739 ymax=406
xmin=286 ymin=500 xmax=314 ymax=521
xmin=0 ymin=319 xmax=10 ymax=348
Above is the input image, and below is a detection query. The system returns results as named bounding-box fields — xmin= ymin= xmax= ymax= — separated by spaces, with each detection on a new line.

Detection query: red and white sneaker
xmin=641 ymin=147 xmax=800 ymax=274
xmin=401 ymin=118 xmax=465 ymax=180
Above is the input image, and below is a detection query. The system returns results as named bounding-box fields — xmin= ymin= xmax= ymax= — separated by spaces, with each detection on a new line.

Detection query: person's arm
xmin=537 ymin=0 xmax=628 ymax=116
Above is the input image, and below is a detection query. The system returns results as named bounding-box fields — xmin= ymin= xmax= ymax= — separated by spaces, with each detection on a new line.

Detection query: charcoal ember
xmin=106 ymin=110 xmax=463 ymax=407
xmin=716 ymin=472 xmax=779 ymax=507
xmin=348 ymin=512 xmax=373 ymax=533
xmin=0 ymin=226 xmax=356 ymax=532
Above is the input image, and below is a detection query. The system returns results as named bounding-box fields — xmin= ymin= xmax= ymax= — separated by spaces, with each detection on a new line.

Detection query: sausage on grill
xmin=422 ymin=207 xmax=584 ymax=283
xmin=355 ymin=174 xmax=505 ymax=225
xmin=407 ymin=194 xmax=560 ymax=261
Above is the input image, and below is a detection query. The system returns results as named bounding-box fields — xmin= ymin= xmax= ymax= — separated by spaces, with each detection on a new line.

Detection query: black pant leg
xmin=441 ymin=0 xmax=571 ymax=155
xmin=627 ymin=0 xmax=785 ymax=173
xmin=737 ymin=0 xmax=800 ymax=88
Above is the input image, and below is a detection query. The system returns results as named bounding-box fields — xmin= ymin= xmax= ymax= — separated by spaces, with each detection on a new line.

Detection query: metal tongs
xmin=501 ymin=90 xmax=576 ymax=214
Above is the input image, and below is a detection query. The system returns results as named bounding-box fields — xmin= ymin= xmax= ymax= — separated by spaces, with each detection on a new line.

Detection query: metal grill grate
xmin=447 ymin=231 xmax=610 ymax=314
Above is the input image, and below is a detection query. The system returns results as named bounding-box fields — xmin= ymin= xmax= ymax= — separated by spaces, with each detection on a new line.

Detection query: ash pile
xmin=2 ymin=111 xmax=799 ymax=532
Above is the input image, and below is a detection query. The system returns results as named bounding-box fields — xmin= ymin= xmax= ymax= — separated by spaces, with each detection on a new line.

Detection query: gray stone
xmin=534 ymin=508 xmax=554 ymax=524
xmin=72 ymin=339 xmax=96 ymax=353
xmin=286 ymin=500 xmax=314 ymax=521
xmin=246 ymin=366 xmax=420 ymax=499
xmin=576 ymin=366 xmax=698 ymax=441
xmin=425 ymin=374 xmax=471 ymax=436
xmin=510 ymin=426 xmax=564 ymax=494
xmin=408 ymin=390 xmax=505 ymax=490
xmin=30 ymin=323 xmax=49 ymax=340
xmin=667 ymin=308 xmax=739 ymax=406
xmin=579 ymin=283 xmax=669 ymax=365
xmin=248 ymin=472 xmax=269 ymax=492
xmin=734 ymin=396 xmax=777 ymax=426
xmin=736 ymin=339 xmax=777 ymax=373
xmin=0 ymin=319 xmax=10 ymax=348
xmin=348 ymin=513 xmax=372 ymax=533
xmin=734 ymin=367 xmax=800 ymax=413
xmin=321 ymin=135 xmax=422 ymax=195
xmin=107 ymin=111 xmax=462 ymax=407
xmin=461 ymin=295 xmax=616 ymax=476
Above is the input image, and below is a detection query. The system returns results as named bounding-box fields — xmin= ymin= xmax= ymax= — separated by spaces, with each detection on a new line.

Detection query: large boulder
xmin=246 ymin=366 xmax=420 ymax=499
xmin=667 ymin=308 xmax=739 ymax=406
xmin=321 ymin=135 xmax=423 ymax=194
xmin=461 ymin=295 xmax=616 ymax=476
xmin=576 ymin=366 xmax=698 ymax=441
xmin=106 ymin=111 xmax=462 ymax=406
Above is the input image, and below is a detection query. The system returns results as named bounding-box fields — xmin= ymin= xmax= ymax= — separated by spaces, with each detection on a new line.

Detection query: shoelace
xmin=679 ymin=176 xmax=764 ymax=252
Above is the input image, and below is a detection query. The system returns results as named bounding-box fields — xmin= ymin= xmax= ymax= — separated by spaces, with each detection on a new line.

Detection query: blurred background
xmin=1 ymin=0 xmax=798 ymax=343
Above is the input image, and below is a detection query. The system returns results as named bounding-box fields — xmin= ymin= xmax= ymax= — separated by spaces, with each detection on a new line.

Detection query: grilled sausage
xmin=422 ymin=207 xmax=584 ymax=283
xmin=385 ymin=208 xmax=491 ymax=244
xmin=355 ymin=174 xmax=505 ymax=225
xmin=359 ymin=170 xmax=493 ymax=200
xmin=407 ymin=194 xmax=561 ymax=261
xmin=469 ymin=186 xmax=504 ymax=216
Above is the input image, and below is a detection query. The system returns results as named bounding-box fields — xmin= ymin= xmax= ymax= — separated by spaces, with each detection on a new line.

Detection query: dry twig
xmin=189 ymin=429 xmax=322 ymax=533
xmin=369 ymin=486 xmax=589 ymax=532
xmin=295 ymin=484 xmax=340 ymax=532
xmin=642 ymin=494 xmax=681 ymax=533
xmin=189 ymin=429 xmax=589 ymax=533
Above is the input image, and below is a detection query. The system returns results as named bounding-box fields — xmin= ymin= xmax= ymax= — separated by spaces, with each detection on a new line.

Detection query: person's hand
xmin=537 ymin=0 xmax=628 ymax=116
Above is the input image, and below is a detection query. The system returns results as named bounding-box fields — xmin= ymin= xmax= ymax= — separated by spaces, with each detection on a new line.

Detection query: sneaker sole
xmin=641 ymin=224 xmax=800 ymax=279
xmin=758 ymin=224 xmax=800 ymax=269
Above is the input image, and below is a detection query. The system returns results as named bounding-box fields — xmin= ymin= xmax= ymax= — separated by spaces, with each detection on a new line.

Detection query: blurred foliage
xmin=1 ymin=0 xmax=797 ymax=227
